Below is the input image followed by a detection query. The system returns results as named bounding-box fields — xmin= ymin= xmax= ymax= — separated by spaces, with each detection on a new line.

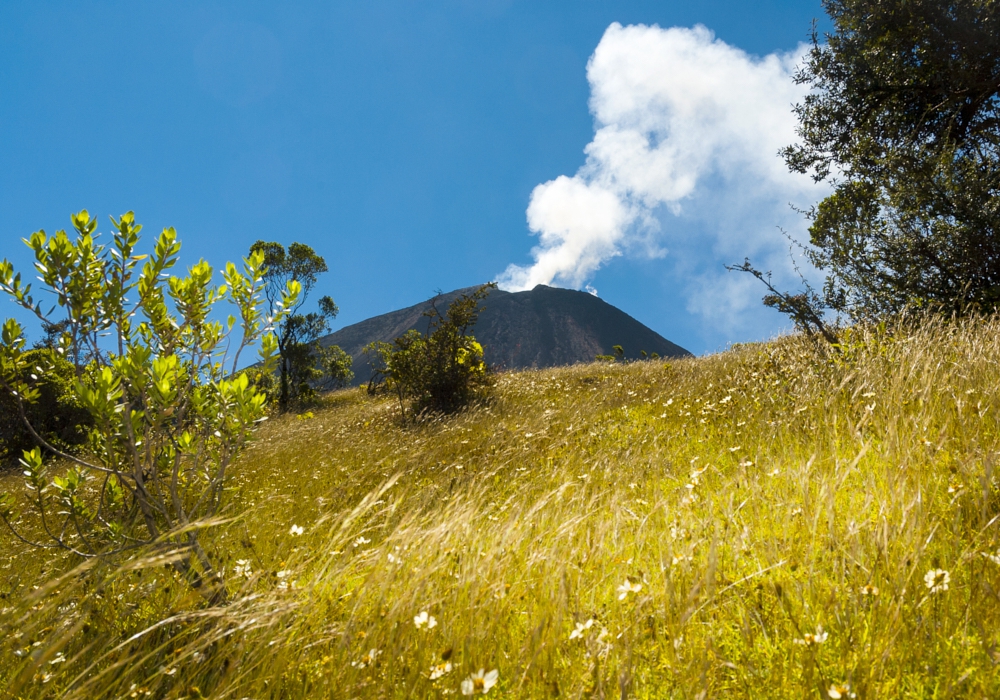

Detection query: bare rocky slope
xmin=319 ymin=284 xmax=691 ymax=385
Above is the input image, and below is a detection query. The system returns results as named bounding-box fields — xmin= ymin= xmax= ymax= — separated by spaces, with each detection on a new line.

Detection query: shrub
xmin=367 ymin=284 xmax=494 ymax=416
xmin=323 ymin=343 xmax=354 ymax=389
xmin=0 ymin=210 xmax=294 ymax=593
xmin=0 ymin=347 xmax=92 ymax=468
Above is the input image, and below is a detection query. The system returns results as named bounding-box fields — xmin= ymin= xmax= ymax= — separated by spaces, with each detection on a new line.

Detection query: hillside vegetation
xmin=3 ymin=314 xmax=1000 ymax=699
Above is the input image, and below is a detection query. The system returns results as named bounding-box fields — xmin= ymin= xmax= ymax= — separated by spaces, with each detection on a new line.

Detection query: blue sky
xmin=0 ymin=1 xmax=830 ymax=356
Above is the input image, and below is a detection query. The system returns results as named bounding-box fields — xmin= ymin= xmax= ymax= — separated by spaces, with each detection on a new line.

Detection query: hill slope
xmin=3 ymin=316 xmax=1000 ymax=698
xmin=320 ymin=284 xmax=690 ymax=384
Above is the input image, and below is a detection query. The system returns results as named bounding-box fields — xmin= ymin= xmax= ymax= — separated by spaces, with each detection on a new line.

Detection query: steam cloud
xmin=497 ymin=23 xmax=828 ymax=335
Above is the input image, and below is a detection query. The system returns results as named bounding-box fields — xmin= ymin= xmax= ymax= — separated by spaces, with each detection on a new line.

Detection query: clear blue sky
xmin=0 ymin=1 xmax=830 ymax=356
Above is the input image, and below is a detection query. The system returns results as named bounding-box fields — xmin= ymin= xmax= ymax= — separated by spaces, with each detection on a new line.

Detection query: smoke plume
xmin=498 ymin=23 xmax=827 ymax=334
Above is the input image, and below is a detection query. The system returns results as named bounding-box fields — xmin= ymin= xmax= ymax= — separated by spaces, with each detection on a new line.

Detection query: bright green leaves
xmin=259 ymin=333 xmax=280 ymax=375
xmin=151 ymin=354 xmax=179 ymax=406
xmin=20 ymin=448 xmax=46 ymax=492
xmin=0 ymin=320 xmax=31 ymax=410
xmin=224 ymin=249 xmax=297 ymax=374
xmin=75 ymin=367 xmax=123 ymax=422
xmin=52 ymin=467 xmax=92 ymax=518
xmin=168 ymin=259 xmax=215 ymax=330
xmin=137 ymin=226 xmax=182 ymax=350
xmin=2 ymin=318 xmax=24 ymax=351
xmin=106 ymin=475 xmax=125 ymax=509
xmin=71 ymin=209 xmax=98 ymax=235
xmin=0 ymin=210 xmax=283 ymax=566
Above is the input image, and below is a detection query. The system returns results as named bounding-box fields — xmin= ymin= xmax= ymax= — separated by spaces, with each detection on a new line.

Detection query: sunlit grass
xmin=3 ymin=313 xmax=1000 ymax=698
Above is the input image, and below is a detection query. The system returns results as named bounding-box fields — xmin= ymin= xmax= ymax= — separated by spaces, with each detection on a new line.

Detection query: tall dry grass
xmin=3 ymin=313 xmax=1000 ymax=698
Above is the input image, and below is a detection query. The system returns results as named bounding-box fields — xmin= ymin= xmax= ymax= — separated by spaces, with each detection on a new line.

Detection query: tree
xmin=0 ymin=211 xmax=295 ymax=595
xmin=249 ymin=241 xmax=350 ymax=410
xmin=324 ymin=344 xmax=354 ymax=389
xmin=367 ymin=285 xmax=494 ymax=416
xmin=783 ymin=0 xmax=1000 ymax=318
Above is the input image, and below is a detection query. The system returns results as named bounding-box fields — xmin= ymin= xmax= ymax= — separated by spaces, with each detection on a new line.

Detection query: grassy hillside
xmin=3 ymin=315 xmax=1000 ymax=699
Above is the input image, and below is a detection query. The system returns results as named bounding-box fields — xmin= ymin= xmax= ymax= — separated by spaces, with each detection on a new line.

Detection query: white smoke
xmin=497 ymin=23 xmax=828 ymax=334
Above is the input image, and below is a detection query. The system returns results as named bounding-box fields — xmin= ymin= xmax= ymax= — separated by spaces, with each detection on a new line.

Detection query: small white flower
xmin=569 ymin=619 xmax=595 ymax=640
xmin=982 ymin=549 xmax=1000 ymax=566
xmin=289 ymin=524 xmax=304 ymax=536
xmin=793 ymin=626 xmax=828 ymax=646
xmin=233 ymin=559 xmax=253 ymax=578
xmin=414 ymin=611 xmax=437 ymax=630
xmin=429 ymin=661 xmax=453 ymax=680
xmin=353 ymin=536 xmax=371 ymax=548
xmin=460 ymin=668 xmax=499 ymax=695
xmin=828 ymin=683 xmax=855 ymax=698
xmin=617 ymin=577 xmax=642 ymax=600
xmin=924 ymin=568 xmax=950 ymax=594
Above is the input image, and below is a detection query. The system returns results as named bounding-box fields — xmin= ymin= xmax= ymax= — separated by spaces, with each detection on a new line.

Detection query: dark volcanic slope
xmin=320 ymin=284 xmax=691 ymax=385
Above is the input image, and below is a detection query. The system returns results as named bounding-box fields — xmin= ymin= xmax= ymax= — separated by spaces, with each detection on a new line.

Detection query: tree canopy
xmin=783 ymin=0 xmax=1000 ymax=317
xmin=249 ymin=240 xmax=351 ymax=410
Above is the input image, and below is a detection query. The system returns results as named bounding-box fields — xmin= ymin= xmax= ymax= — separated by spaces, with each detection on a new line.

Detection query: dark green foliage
xmin=249 ymin=240 xmax=351 ymax=409
xmin=783 ymin=0 xmax=1000 ymax=317
xmin=598 ymin=346 xmax=660 ymax=363
xmin=324 ymin=344 xmax=354 ymax=389
xmin=0 ymin=348 xmax=92 ymax=467
xmin=238 ymin=364 xmax=279 ymax=405
xmin=367 ymin=284 xmax=494 ymax=416
xmin=596 ymin=345 xmax=629 ymax=363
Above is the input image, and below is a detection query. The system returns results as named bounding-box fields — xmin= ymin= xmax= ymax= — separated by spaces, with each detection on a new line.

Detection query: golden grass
xmin=3 ymin=314 xmax=1000 ymax=699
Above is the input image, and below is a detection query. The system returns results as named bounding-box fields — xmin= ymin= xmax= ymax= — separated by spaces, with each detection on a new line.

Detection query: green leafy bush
xmin=367 ymin=284 xmax=494 ymax=416
xmin=0 ymin=210 xmax=295 ymax=593
xmin=323 ymin=343 xmax=354 ymax=389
